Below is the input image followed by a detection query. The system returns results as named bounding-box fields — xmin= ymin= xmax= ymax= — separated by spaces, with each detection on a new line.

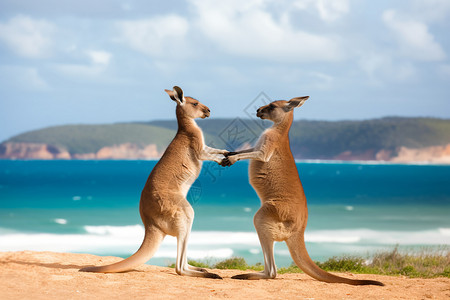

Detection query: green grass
xmin=168 ymin=257 xmax=264 ymax=272
xmin=214 ymin=257 xmax=263 ymax=271
xmin=168 ymin=247 xmax=450 ymax=278
xmin=368 ymin=247 xmax=450 ymax=278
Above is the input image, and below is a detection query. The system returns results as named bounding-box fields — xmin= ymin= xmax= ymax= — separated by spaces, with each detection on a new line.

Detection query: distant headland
xmin=1 ymin=117 xmax=450 ymax=164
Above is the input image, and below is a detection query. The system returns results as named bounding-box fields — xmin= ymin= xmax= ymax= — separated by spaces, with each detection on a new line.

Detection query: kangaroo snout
xmin=256 ymin=108 xmax=264 ymax=119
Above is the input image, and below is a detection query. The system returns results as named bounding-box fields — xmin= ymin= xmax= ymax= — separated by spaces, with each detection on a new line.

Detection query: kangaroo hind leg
xmin=232 ymin=209 xmax=277 ymax=280
xmin=231 ymin=231 xmax=276 ymax=280
xmin=184 ymin=256 xmax=208 ymax=272
xmin=175 ymin=216 xmax=222 ymax=279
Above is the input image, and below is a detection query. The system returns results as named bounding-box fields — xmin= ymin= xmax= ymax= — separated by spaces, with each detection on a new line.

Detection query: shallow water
xmin=1 ymin=160 xmax=449 ymax=267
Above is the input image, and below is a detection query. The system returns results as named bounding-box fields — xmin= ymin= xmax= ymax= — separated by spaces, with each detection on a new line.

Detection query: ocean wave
xmin=152 ymin=248 xmax=233 ymax=259
xmin=0 ymin=227 xmax=449 ymax=259
xmin=0 ymin=231 xmax=235 ymax=259
xmin=305 ymin=228 xmax=450 ymax=245
xmin=54 ymin=218 xmax=68 ymax=225
xmin=81 ymin=225 xmax=450 ymax=245
xmin=84 ymin=225 xmax=260 ymax=245
xmin=439 ymin=228 xmax=450 ymax=236
xmin=84 ymin=225 xmax=144 ymax=237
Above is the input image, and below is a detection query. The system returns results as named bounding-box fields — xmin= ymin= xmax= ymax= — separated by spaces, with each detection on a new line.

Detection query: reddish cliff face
xmin=0 ymin=143 xmax=71 ymax=159
xmin=389 ymin=144 xmax=450 ymax=164
xmin=329 ymin=145 xmax=450 ymax=163
xmin=0 ymin=143 xmax=162 ymax=160
xmin=333 ymin=150 xmax=377 ymax=161
xmin=96 ymin=143 xmax=160 ymax=159
xmin=1 ymin=142 xmax=450 ymax=163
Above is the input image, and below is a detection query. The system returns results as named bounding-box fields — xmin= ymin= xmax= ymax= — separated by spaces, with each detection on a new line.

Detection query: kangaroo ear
xmin=165 ymin=89 xmax=176 ymax=101
xmin=284 ymin=96 xmax=309 ymax=111
xmin=165 ymin=86 xmax=185 ymax=105
xmin=173 ymin=86 xmax=185 ymax=104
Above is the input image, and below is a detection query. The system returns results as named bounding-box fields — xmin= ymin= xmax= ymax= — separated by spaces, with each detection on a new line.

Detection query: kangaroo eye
xmin=269 ymin=104 xmax=275 ymax=109
xmin=193 ymin=103 xmax=198 ymax=106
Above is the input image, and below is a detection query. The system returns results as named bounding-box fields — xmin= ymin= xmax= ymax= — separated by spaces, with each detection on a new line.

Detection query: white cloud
xmin=86 ymin=50 xmax=112 ymax=65
xmin=294 ymin=0 xmax=350 ymax=22
xmin=0 ymin=15 xmax=55 ymax=58
xmin=116 ymin=15 xmax=190 ymax=58
xmin=53 ymin=50 xmax=112 ymax=78
xmin=113 ymin=0 xmax=345 ymax=62
xmin=382 ymin=9 xmax=446 ymax=61
xmin=190 ymin=0 xmax=343 ymax=62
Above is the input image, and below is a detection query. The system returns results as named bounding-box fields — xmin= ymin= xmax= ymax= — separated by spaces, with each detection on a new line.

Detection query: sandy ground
xmin=0 ymin=251 xmax=449 ymax=300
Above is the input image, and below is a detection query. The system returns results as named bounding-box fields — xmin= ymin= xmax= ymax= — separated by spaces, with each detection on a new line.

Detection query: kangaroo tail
xmin=79 ymin=227 xmax=165 ymax=273
xmin=286 ymin=232 xmax=384 ymax=286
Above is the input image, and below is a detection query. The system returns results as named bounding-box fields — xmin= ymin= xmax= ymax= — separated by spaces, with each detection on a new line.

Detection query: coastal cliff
xmin=1 ymin=117 xmax=450 ymax=163
xmin=1 ymin=141 xmax=450 ymax=163
xmin=0 ymin=142 xmax=162 ymax=160
xmin=0 ymin=143 xmax=71 ymax=160
xmin=331 ymin=144 xmax=450 ymax=163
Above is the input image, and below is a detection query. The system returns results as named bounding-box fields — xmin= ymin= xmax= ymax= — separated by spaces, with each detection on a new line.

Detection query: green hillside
xmin=3 ymin=117 xmax=450 ymax=158
xmin=6 ymin=123 xmax=176 ymax=155
xmin=150 ymin=117 xmax=450 ymax=158
xmin=289 ymin=117 xmax=450 ymax=158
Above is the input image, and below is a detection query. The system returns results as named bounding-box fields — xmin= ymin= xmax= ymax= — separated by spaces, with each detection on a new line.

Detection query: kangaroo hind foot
xmin=232 ymin=227 xmax=277 ymax=280
xmin=175 ymin=222 xmax=222 ymax=279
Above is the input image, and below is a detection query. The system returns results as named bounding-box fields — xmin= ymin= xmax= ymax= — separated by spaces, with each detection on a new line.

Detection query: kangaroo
xmin=80 ymin=86 xmax=227 ymax=279
xmin=221 ymin=97 xmax=384 ymax=286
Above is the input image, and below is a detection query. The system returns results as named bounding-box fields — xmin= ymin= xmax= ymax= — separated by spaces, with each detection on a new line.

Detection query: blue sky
xmin=0 ymin=0 xmax=449 ymax=142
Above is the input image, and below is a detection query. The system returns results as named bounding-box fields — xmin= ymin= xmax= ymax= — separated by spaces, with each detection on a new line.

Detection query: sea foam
xmin=54 ymin=218 xmax=68 ymax=225
xmin=305 ymin=228 xmax=450 ymax=245
xmin=1 ymin=226 xmax=449 ymax=260
xmin=81 ymin=225 xmax=450 ymax=245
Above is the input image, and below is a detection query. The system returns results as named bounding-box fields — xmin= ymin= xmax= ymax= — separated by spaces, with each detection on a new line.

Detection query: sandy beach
xmin=0 ymin=251 xmax=449 ymax=300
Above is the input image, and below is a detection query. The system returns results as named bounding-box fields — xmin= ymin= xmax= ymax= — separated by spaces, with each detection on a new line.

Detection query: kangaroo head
xmin=165 ymin=86 xmax=211 ymax=119
xmin=256 ymin=96 xmax=309 ymax=123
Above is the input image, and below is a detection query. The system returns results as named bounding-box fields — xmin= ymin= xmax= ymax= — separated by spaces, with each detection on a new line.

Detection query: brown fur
xmin=222 ymin=97 xmax=384 ymax=286
xmin=79 ymin=86 xmax=227 ymax=279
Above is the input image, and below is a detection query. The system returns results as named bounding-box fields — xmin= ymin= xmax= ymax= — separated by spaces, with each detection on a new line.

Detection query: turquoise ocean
xmin=1 ymin=160 xmax=449 ymax=267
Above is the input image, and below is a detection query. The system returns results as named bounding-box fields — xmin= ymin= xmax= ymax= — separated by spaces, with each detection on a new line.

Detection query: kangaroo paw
xmin=205 ymin=272 xmax=223 ymax=279
xmin=231 ymin=271 xmax=274 ymax=280
xmin=231 ymin=274 xmax=252 ymax=280
xmin=79 ymin=266 xmax=97 ymax=272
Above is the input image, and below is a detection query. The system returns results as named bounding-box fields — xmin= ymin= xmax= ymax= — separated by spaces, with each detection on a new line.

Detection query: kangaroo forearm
xmin=199 ymin=150 xmax=222 ymax=163
xmin=233 ymin=150 xmax=270 ymax=162
xmin=233 ymin=148 xmax=255 ymax=154
xmin=204 ymin=146 xmax=227 ymax=154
